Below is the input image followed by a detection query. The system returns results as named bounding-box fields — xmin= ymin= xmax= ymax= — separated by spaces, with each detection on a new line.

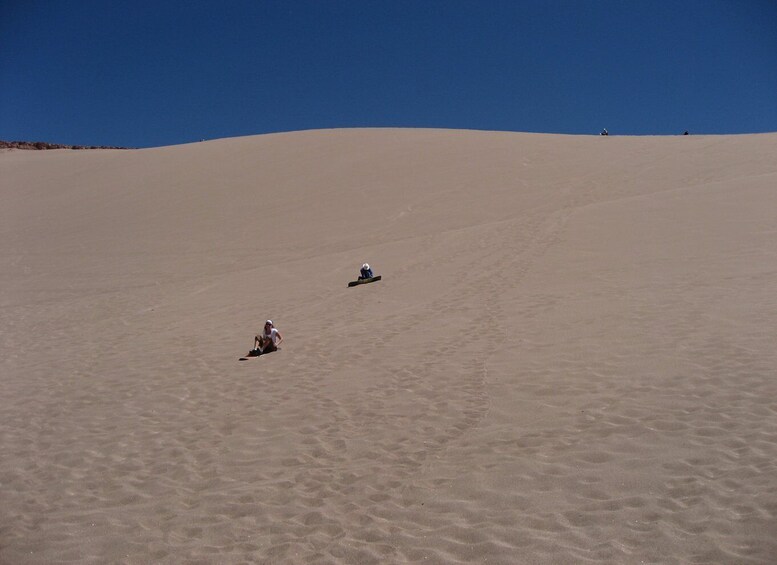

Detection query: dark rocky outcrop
xmin=0 ymin=140 xmax=129 ymax=150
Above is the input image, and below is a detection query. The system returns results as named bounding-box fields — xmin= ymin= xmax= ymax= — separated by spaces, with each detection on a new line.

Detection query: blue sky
xmin=1 ymin=1 xmax=776 ymax=148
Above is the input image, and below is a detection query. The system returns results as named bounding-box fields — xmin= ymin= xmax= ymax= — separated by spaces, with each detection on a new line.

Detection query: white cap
xmin=265 ymin=320 xmax=273 ymax=326
xmin=362 ymin=263 xmax=370 ymax=270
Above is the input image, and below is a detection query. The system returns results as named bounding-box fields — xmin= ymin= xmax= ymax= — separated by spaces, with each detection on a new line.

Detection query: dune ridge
xmin=2 ymin=129 xmax=777 ymax=563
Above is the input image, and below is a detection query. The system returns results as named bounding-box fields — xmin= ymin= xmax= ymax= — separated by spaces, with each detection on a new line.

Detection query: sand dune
xmin=2 ymin=129 xmax=776 ymax=564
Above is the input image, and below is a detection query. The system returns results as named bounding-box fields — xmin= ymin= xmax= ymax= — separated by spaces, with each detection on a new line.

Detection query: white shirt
xmin=263 ymin=327 xmax=280 ymax=345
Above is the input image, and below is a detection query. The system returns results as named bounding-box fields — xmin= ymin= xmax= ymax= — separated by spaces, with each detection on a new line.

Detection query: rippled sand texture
xmin=2 ymin=130 xmax=777 ymax=564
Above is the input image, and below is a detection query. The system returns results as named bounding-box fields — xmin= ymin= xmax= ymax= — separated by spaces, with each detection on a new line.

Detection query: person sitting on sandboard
xmin=359 ymin=263 xmax=374 ymax=280
xmin=348 ymin=263 xmax=381 ymax=287
xmin=252 ymin=320 xmax=283 ymax=355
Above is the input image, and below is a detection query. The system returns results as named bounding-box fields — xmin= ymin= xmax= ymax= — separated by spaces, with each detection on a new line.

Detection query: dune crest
xmin=2 ymin=129 xmax=777 ymax=563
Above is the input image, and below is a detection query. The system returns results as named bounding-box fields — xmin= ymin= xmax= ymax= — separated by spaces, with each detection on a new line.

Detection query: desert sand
xmin=1 ymin=129 xmax=776 ymax=564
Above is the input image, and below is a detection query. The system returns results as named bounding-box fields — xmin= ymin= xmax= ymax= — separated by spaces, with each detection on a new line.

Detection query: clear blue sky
xmin=2 ymin=1 xmax=776 ymax=148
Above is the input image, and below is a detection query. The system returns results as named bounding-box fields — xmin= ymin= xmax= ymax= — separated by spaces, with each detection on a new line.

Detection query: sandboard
xmin=239 ymin=347 xmax=279 ymax=361
xmin=348 ymin=275 xmax=381 ymax=288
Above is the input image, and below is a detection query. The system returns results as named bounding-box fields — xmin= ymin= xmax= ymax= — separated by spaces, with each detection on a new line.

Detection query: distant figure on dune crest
xmin=683 ymin=130 xmax=689 ymax=135
xmin=600 ymin=128 xmax=608 ymax=136
xmin=359 ymin=263 xmax=374 ymax=280
xmin=254 ymin=320 xmax=283 ymax=354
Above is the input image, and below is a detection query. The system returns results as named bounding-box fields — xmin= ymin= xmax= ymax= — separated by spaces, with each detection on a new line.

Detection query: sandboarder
xmin=359 ymin=263 xmax=374 ymax=280
xmin=253 ymin=320 xmax=283 ymax=354
xmin=348 ymin=264 xmax=381 ymax=287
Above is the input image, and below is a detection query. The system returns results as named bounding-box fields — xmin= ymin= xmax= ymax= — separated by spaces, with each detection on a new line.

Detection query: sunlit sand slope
xmin=2 ymin=129 xmax=776 ymax=564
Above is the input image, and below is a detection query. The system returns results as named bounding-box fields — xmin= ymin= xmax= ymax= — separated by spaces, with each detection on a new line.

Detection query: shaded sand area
xmin=2 ymin=129 xmax=777 ymax=564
